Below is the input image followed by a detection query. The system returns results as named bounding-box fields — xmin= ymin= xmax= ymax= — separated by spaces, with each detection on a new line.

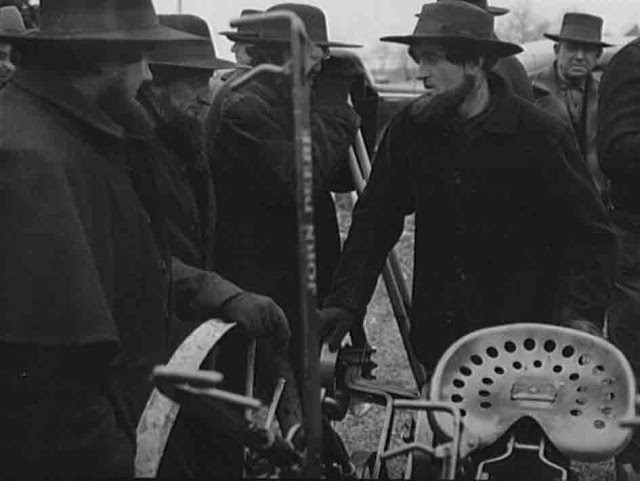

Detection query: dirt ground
xmin=331 ymin=195 xmax=613 ymax=480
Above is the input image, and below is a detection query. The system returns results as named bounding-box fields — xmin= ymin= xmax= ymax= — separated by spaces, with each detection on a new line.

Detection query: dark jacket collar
xmin=11 ymin=68 xmax=125 ymax=139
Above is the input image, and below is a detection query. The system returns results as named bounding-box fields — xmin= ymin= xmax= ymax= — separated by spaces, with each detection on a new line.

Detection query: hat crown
xmin=38 ymin=0 xmax=158 ymax=34
xmin=0 ymin=5 xmax=25 ymax=33
xmin=558 ymin=12 xmax=603 ymax=42
xmin=263 ymin=3 xmax=330 ymax=44
xmin=238 ymin=8 xmax=261 ymax=35
xmin=158 ymin=14 xmax=211 ymax=40
xmin=415 ymin=1 xmax=494 ymax=40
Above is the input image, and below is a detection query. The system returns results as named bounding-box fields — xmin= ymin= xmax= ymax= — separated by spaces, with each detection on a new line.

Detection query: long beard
xmin=138 ymin=83 xmax=207 ymax=168
xmin=414 ymin=74 xmax=477 ymax=124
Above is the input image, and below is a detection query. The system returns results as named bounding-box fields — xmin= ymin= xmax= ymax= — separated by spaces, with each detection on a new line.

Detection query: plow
xmin=136 ymin=11 xmax=640 ymax=481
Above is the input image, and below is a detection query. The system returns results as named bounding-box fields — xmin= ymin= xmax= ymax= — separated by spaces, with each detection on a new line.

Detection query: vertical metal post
xmin=177 ymin=0 xmax=183 ymax=14
xmin=290 ymin=19 xmax=323 ymax=479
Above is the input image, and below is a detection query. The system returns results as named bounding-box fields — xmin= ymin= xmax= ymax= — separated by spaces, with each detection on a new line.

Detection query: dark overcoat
xmin=208 ymin=73 xmax=359 ymax=371
xmin=0 ymin=69 xmax=170 ymax=474
xmin=325 ymin=74 xmax=616 ymax=371
xmin=0 ymin=69 xmax=242 ymax=475
xmin=532 ymin=64 xmax=605 ymax=195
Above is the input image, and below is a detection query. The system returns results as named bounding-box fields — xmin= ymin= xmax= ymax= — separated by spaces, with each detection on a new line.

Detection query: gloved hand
xmin=560 ymin=319 xmax=604 ymax=338
xmin=221 ymin=292 xmax=291 ymax=348
xmin=318 ymin=307 xmax=356 ymax=352
xmin=313 ymin=53 xmax=367 ymax=106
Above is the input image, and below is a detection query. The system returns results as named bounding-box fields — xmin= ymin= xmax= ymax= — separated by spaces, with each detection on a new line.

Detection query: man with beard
xmin=0 ymin=5 xmax=25 ymax=87
xmin=318 ymin=1 xmax=615 ymax=378
xmin=132 ymin=14 xmax=301 ymax=476
xmin=532 ymin=12 xmax=613 ymax=202
xmin=0 ymin=0 xmax=289 ymax=476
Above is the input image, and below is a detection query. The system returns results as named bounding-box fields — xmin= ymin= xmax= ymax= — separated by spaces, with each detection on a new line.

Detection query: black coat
xmin=598 ymin=37 xmax=640 ymax=213
xmin=208 ymin=73 xmax=359 ymax=365
xmin=325 ymin=74 xmax=616 ymax=371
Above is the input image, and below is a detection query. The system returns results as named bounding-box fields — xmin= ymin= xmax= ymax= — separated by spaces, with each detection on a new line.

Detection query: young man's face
xmin=0 ymin=43 xmax=15 ymax=85
xmin=414 ymin=42 xmax=468 ymax=99
xmin=555 ymin=40 xmax=601 ymax=82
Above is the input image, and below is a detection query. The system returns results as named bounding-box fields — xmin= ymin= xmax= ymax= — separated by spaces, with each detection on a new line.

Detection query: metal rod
xmin=229 ymin=11 xmax=321 ymax=476
xmin=265 ymin=378 xmax=287 ymax=429
xmin=178 ymin=385 xmax=262 ymax=411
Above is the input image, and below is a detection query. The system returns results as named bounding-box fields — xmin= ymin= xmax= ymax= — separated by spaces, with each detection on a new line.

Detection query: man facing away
xmin=0 ymin=0 xmax=289 ymax=476
xmin=532 ymin=12 xmax=613 ymax=202
xmin=318 ymin=1 xmax=615 ymax=379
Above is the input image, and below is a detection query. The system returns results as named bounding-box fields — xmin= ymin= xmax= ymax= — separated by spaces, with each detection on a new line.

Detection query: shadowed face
xmin=414 ymin=43 xmax=469 ymax=99
xmin=231 ymin=42 xmax=253 ymax=65
xmin=163 ymin=73 xmax=213 ymax=121
xmin=555 ymin=40 xmax=602 ymax=82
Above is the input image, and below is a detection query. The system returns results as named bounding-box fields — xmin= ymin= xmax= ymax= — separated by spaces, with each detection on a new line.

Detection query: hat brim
xmin=543 ymin=33 xmax=613 ymax=47
xmin=0 ymin=24 xmax=206 ymax=45
xmin=150 ymin=57 xmax=237 ymax=71
xmin=219 ymin=31 xmax=260 ymax=43
xmin=380 ymin=34 xmax=522 ymax=58
xmin=487 ymin=6 xmax=510 ymax=16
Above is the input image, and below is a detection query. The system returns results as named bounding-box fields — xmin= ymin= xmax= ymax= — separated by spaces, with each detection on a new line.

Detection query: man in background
xmin=533 ymin=12 xmax=613 ymax=201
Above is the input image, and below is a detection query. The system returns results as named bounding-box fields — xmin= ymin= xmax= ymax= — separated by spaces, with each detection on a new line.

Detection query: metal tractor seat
xmin=429 ymin=323 xmax=636 ymax=462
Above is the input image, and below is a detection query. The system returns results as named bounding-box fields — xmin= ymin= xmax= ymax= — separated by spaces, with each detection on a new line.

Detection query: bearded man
xmin=0 ymin=1 xmax=289 ymax=476
xmin=130 ymin=14 xmax=300 ymax=477
xmin=318 ymin=1 xmax=615 ymax=376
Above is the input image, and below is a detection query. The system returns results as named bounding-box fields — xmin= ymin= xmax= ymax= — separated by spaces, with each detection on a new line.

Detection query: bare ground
xmin=331 ymin=195 xmax=613 ymax=480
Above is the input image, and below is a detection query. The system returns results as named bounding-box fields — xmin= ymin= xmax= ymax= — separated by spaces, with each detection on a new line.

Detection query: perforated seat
xmin=429 ymin=323 xmax=636 ymax=462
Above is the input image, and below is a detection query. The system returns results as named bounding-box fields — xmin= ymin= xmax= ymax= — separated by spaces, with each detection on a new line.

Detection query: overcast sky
xmin=153 ymin=0 xmax=640 ymax=60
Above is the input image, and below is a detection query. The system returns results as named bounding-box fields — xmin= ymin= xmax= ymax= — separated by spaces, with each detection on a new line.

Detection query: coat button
xmin=456 ymin=268 xmax=466 ymax=281
xmin=452 ymin=171 xmax=462 ymax=185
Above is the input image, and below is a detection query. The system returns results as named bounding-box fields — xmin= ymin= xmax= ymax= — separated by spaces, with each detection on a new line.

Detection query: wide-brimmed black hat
xmin=544 ymin=13 xmax=613 ymax=47
xmin=225 ymin=3 xmax=361 ymax=49
xmin=220 ymin=9 xmax=262 ymax=44
xmin=382 ymin=0 xmax=521 ymax=58
xmin=0 ymin=0 xmax=205 ymax=45
xmin=150 ymin=15 xmax=236 ymax=71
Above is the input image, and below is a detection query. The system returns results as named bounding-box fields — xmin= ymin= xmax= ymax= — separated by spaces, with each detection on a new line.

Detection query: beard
xmin=137 ymin=82 xmax=207 ymax=167
xmin=411 ymin=73 xmax=477 ymax=124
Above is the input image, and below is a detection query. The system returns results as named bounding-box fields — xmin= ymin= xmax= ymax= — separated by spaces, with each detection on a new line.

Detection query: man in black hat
xmin=532 ymin=12 xmax=613 ymax=201
xmin=225 ymin=8 xmax=261 ymax=65
xmin=0 ymin=5 xmax=25 ymax=87
xmin=131 ymin=14 xmax=301 ymax=476
xmin=598 ymin=27 xmax=640 ymax=479
xmin=208 ymin=2 xmax=363 ymax=473
xmin=318 ymin=0 xmax=614 ymax=377
xmin=427 ymin=0 xmax=533 ymax=100
xmin=0 ymin=0 xmax=289 ymax=476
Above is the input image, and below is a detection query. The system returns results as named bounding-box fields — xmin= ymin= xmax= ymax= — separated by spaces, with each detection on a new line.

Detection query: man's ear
xmin=553 ymin=43 xmax=560 ymax=55
xmin=596 ymin=47 xmax=604 ymax=60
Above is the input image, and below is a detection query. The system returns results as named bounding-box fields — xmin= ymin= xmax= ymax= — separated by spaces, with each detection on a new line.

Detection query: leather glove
xmin=221 ymin=292 xmax=291 ymax=349
xmin=318 ymin=307 xmax=356 ymax=352
xmin=313 ymin=54 xmax=366 ymax=106
xmin=560 ymin=319 xmax=604 ymax=338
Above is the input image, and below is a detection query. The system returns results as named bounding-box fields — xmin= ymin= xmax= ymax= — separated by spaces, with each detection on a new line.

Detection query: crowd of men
xmin=1 ymin=0 xmax=640 ymax=478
